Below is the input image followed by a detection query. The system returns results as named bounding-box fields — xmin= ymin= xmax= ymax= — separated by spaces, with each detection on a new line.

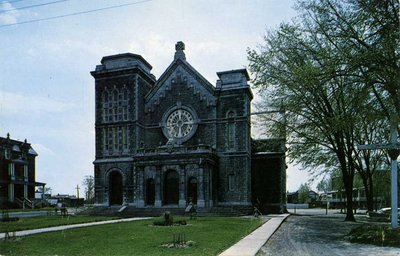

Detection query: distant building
xmin=0 ymin=133 xmax=45 ymax=209
xmin=91 ymin=42 xmax=287 ymax=214
xmin=287 ymin=190 xmax=319 ymax=205
xmin=51 ymin=194 xmax=84 ymax=207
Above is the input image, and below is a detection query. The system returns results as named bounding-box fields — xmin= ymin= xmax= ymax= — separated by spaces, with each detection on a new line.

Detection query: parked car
xmin=368 ymin=208 xmax=400 ymax=221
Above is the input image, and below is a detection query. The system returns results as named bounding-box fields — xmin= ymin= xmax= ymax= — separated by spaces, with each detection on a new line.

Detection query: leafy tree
xmin=298 ymin=183 xmax=311 ymax=204
xmin=247 ymin=0 xmax=398 ymax=220
xmin=316 ymin=179 xmax=331 ymax=194
xmin=300 ymin=0 xmax=399 ymax=120
xmin=37 ymin=186 xmax=52 ymax=199
xmin=82 ymin=175 xmax=95 ymax=204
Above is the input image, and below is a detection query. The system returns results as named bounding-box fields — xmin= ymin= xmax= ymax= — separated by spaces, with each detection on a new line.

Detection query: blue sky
xmin=0 ymin=0 xmax=309 ymax=196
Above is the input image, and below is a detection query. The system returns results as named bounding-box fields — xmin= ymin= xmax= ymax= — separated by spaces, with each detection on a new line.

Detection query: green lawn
xmin=0 ymin=215 xmax=120 ymax=232
xmin=0 ymin=217 xmax=263 ymax=256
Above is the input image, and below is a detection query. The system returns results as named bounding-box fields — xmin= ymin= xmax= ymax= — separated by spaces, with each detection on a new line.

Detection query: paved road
xmin=257 ymin=212 xmax=400 ymax=256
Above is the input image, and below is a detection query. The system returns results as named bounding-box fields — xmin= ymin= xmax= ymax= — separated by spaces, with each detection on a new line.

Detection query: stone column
xmin=8 ymin=163 xmax=14 ymax=202
xmin=197 ymin=167 xmax=205 ymax=207
xmin=137 ymin=168 xmax=145 ymax=207
xmin=208 ymin=168 xmax=214 ymax=207
xmin=155 ymin=166 xmax=162 ymax=207
xmin=178 ymin=166 xmax=186 ymax=208
xmin=24 ymin=165 xmax=28 ymax=198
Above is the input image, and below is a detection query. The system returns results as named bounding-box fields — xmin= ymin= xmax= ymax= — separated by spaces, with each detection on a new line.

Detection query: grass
xmin=0 ymin=215 xmax=120 ymax=232
xmin=0 ymin=217 xmax=263 ymax=256
xmin=346 ymin=224 xmax=400 ymax=248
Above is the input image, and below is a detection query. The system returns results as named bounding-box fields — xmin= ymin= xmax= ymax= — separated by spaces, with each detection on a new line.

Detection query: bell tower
xmin=91 ymin=53 xmax=155 ymax=206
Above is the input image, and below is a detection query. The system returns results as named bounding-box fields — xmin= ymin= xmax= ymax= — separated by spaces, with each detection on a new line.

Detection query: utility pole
xmin=76 ymin=185 xmax=80 ymax=199
xmin=358 ymin=117 xmax=399 ymax=229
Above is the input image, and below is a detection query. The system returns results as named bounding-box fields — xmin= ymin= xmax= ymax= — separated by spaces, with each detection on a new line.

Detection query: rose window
xmin=166 ymin=109 xmax=194 ymax=139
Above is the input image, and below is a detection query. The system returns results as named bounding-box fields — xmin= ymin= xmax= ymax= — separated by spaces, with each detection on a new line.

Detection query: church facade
xmin=91 ymin=42 xmax=286 ymax=213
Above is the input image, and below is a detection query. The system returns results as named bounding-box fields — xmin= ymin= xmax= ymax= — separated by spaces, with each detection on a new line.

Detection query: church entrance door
xmin=164 ymin=170 xmax=179 ymax=205
xmin=187 ymin=177 xmax=197 ymax=204
xmin=146 ymin=178 xmax=155 ymax=205
xmin=109 ymin=171 xmax=123 ymax=205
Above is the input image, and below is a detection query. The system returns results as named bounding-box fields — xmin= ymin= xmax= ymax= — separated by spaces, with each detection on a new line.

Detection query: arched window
xmin=117 ymin=127 xmax=123 ymax=151
xmin=113 ymin=89 xmax=118 ymax=103
xmin=103 ymin=128 xmax=109 ymax=153
xmin=227 ymin=111 xmax=235 ymax=150
xmin=103 ymin=91 xmax=109 ymax=104
xmin=122 ymin=88 xmax=128 ymax=120
xmin=228 ymin=174 xmax=235 ymax=191
xmin=108 ymin=127 xmax=114 ymax=152
xmin=122 ymin=126 xmax=128 ymax=151
xmin=146 ymin=178 xmax=155 ymax=205
xmin=187 ymin=177 xmax=197 ymax=204
xmin=109 ymin=170 xmax=123 ymax=205
xmin=103 ymin=91 xmax=109 ymax=122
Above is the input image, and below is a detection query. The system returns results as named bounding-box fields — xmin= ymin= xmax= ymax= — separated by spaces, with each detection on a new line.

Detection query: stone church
xmin=91 ymin=42 xmax=286 ymax=214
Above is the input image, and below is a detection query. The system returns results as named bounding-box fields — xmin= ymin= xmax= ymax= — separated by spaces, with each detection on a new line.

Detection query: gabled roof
xmin=146 ymin=42 xmax=215 ymax=101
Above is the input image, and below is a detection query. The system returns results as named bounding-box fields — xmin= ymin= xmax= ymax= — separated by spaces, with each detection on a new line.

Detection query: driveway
xmin=257 ymin=210 xmax=400 ymax=256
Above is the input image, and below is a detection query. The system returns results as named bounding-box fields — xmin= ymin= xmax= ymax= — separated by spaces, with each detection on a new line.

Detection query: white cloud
xmin=31 ymin=143 xmax=55 ymax=156
xmin=0 ymin=90 xmax=75 ymax=114
xmin=0 ymin=1 xmax=20 ymax=25
xmin=49 ymin=40 xmax=117 ymax=58
xmin=128 ymin=33 xmax=173 ymax=77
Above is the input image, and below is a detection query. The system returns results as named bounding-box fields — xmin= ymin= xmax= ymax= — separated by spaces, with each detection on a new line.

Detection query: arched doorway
xmin=146 ymin=178 xmax=155 ymax=205
xmin=164 ymin=170 xmax=179 ymax=205
xmin=187 ymin=177 xmax=198 ymax=204
xmin=109 ymin=171 xmax=123 ymax=205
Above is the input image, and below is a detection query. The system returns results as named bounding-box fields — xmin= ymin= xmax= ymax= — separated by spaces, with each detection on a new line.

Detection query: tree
xmin=295 ymin=0 xmax=398 ymax=212
xmin=37 ymin=186 xmax=52 ymax=199
xmin=300 ymin=0 xmax=399 ymax=120
xmin=82 ymin=175 xmax=95 ymax=204
xmin=247 ymin=0 xmax=398 ymax=221
xmin=298 ymin=183 xmax=311 ymax=204
xmin=317 ymin=179 xmax=331 ymax=194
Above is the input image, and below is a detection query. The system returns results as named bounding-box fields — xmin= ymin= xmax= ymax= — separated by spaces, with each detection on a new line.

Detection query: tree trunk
xmin=343 ymin=173 xmax=356 ymax=221
xmin=366 ymin=174 xmax=374 ymax=212
xmin=360 ymin=171 xmax=374 ymax=212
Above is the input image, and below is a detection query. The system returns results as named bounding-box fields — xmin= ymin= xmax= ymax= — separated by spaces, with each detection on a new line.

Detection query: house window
xmin=4 ymin=148 xmax=10 ymax=159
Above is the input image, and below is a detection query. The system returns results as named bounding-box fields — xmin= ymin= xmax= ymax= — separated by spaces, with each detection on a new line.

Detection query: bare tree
xmin=82 ymin=175 xmax=95 ymax=204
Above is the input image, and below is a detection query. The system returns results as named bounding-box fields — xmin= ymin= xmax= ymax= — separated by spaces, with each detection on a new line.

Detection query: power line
xmin=5 ymin=0 xmax=28 ymax=3
xmin=0 ymin=0 xmax=69 ymax=14
xmin=0 ymin=0 xmax=152 ymax=28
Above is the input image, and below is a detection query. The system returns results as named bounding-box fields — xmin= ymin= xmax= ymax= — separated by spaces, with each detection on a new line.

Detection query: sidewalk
xmin=219 ymin=214 xmax=289 ymax=256
xmin=0 ymin=217 xmax=150 ymax=239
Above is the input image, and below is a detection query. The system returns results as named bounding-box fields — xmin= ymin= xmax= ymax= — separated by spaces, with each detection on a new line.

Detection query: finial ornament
xmin=175 ymin=41 xmax=185 ymax=51
xmin=174 ymin=41 xmax=186 ymax=60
